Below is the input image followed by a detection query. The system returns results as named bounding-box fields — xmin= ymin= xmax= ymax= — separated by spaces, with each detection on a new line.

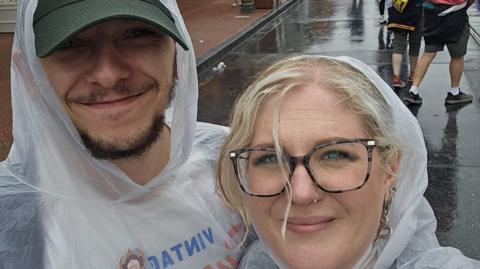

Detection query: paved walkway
xmin=179 ymin=0 xmax=269 ymax=58
xmin=469 ymin=2 xmax=480 ymax=40
xmin=198 ymin=0 xmax=480 ymax=259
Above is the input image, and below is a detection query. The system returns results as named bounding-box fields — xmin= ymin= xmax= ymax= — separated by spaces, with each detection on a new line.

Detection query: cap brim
xmin=34 ymin=0 xmax=188 ymax=57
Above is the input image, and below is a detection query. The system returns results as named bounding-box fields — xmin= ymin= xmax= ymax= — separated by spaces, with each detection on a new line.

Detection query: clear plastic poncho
xmin=237 ymin=56 xmax=480 ymax=269
xmin=0 ymin=0 xmax=243 ymax=268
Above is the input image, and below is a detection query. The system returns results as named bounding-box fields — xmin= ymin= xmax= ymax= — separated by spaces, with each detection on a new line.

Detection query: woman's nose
xmin=290 ymin=163 xmax=323 ymax=206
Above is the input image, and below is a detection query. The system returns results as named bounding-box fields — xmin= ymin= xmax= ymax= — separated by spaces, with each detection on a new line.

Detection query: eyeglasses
xmin=229 ymin=139 xmax=376 ymax=197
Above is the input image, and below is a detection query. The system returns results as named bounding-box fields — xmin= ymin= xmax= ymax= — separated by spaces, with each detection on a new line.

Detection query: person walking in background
xmin=404 ymin=0 xmax=476 ymax=105
xmin=379 ymin=0 xmax=388 ymax=24
xmin=387 ymin=0 xmax=424 ymax=88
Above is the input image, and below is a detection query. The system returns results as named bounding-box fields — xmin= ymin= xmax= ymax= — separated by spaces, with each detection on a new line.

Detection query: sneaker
xmin=445 ymin=102 xmax=470 ymax=113
xmin=445 ymin=91 xmax=473 ymax=105
xmin=403 ymin=92 xmax=423 ymax=104
xmin=408 ymin=71 xmax=414 ymax=82
xmin=392 ymin=75 xmax=406 ymax=88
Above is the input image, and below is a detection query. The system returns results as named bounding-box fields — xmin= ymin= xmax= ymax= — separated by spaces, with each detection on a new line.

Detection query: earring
xmin=376 ymin=187 xmax=396 ymax=241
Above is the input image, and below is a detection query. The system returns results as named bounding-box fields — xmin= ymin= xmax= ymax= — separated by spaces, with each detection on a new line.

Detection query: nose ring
xmin=313 ymin=192 xmax=319 ymax=204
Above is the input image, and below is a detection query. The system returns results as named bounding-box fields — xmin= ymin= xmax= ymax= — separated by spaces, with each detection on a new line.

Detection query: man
xmin=404 ymin=0 xmax=476 ymax=105
xmin=0 ymin=0 xmax=243 ymax=268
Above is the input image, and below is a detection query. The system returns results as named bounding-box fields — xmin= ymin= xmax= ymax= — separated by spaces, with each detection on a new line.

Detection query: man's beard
xmin=78 ymin=80 xmax=176 ymax=160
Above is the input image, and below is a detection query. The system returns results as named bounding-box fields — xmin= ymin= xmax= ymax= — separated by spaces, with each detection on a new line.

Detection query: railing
xmin=0 ymin=0 xmax=16 ymax=33
xmin=0 ymin=0 xmax=17 ymax=4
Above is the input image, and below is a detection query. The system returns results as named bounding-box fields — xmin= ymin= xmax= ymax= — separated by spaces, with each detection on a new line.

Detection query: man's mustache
xmin=68 ymin=82 xmax=159 ymax=104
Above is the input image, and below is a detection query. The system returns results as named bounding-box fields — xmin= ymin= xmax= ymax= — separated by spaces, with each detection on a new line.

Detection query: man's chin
xmin=78 ymin=114 xmax=166 ymax=160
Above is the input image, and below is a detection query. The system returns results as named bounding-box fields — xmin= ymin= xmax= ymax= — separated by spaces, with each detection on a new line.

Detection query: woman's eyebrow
xmin=312 ymin=136 xmax=353 ymax=145
xmin=248 ymin=142 xmax=274 ymax=148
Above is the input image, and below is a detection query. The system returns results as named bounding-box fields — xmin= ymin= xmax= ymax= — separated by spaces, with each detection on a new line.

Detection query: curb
xmin=196 ymin=0 xmax=298 ymax=78
xmin=468 ymin=24 xmax=480 ymax=101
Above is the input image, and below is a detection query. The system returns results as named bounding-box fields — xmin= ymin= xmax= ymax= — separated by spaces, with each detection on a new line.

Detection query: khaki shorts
xmin=392 ymin=29 xmax=422 ymax=57
xmin=424 ymin=22 xmax=470 ymax=57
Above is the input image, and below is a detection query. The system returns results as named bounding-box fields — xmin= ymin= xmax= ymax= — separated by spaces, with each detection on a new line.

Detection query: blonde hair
xmin=216 ymin=55 xmax=400 ymax=242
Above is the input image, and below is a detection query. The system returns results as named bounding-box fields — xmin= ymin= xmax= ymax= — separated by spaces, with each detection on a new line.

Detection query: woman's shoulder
xmin=395 ymin=246 xmax=480 ymax=268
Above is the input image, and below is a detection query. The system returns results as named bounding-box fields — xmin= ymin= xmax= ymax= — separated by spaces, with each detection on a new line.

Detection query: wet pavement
xmin=198 ymin=0 xmax=480 ymax=259
xmin=178 ymin=0 xmax=269 ymax=59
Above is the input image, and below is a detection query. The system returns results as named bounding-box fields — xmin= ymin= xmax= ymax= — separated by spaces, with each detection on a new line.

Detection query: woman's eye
xmin=323 ymin=150 xmax=349 ymax=161
xmin=253 ymin=154 xmax=278 ymax=166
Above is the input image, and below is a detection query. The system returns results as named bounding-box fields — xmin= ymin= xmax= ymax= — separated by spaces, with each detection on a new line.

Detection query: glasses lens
xmin=310 ymin=142 xmax=369 ymax=191
xmin=237 ymin=149 xmax=287 ymax=195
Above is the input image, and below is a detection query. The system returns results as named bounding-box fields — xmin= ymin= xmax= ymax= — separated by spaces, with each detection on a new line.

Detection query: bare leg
xmin=392 ymin=53 xmax=403 ymax=76
xmin=449 ymin=56 xmax=464 ymax=88
xmin=409 ymin=55 xmax=418 ymax=73
xmin=412 ymin=52 xmax=437 ymax=87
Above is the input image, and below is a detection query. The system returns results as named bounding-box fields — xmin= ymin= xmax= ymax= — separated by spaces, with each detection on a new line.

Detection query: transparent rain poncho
xmin=0 ymin=0 xmax=243 ymax=268
xmin=237 ymin=56 xmax=480 ymax=269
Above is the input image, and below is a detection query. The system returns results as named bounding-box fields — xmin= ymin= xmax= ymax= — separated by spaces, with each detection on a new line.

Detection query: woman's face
xmin=244 ymin=84 xmax=397 ymax=269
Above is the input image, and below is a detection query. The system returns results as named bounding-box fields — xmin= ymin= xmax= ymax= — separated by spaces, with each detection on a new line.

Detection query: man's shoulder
xmin=192 ymin=122 xmax=229 ymax=154
xmin=0 ymin=174 xmax=44 ymax=268
xmin=182 ymin=122 xmax=230 ymax=171
xmin=0 ymin=174 xmax=33 ymax=199
xmin=0 ymin=174 xmax=42 ymax=228
xmin=195 ymin=122 xmax=229 ymax=140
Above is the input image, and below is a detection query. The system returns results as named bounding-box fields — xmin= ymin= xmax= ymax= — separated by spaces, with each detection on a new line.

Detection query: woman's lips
xmin=286 ymin=216 xmax=335 ymax=233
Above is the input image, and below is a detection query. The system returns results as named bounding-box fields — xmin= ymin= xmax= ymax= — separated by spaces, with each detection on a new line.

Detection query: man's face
xmin=40 ymin=19 xmax=176 ymax=159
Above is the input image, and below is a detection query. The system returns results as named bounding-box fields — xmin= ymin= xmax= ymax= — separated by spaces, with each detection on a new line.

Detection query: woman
xmin=217 ymin=55 xmax=479 ymax=268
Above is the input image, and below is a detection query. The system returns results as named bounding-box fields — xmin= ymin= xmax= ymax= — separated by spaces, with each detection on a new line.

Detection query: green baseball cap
xmin=34 ymin=0 xmax=189 ymax=58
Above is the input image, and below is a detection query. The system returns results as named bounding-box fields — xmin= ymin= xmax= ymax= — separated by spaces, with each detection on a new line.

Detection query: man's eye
xmin=126 ymin=28 xmax=157 ymax=39
xmin=58 ymin=39 xmax=81 ymax=49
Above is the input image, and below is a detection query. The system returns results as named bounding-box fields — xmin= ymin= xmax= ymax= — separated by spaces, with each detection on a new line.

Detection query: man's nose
xmin=86 ymin=44 xmax=131 ymax=88
xmin=290 ymin=163 xmax=323 ymax=206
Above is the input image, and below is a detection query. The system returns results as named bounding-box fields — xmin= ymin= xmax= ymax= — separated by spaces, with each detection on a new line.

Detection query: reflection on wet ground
xmin=199 ymin=0 xmax=480 ymax=259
